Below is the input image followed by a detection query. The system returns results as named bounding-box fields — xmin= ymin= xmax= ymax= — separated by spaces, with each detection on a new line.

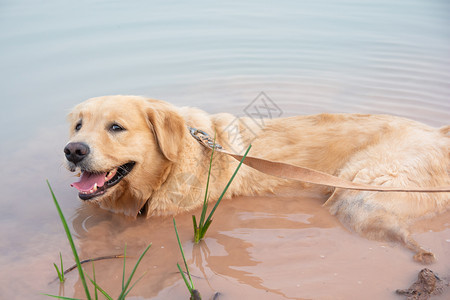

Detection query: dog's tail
xmin=440 ymin=125 xmax=450 ymax=137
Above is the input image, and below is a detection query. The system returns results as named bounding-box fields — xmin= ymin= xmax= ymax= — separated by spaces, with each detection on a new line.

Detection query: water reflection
xmin=64 ymin=191 xmax=334 ymax=298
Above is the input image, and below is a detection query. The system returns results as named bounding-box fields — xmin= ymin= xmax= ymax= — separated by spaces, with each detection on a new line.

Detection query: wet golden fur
xmin=66 ymin=95 xmax=449 ymax=263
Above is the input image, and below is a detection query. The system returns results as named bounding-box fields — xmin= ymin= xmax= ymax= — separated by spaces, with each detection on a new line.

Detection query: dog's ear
xmin=146 ymin=101 xmax=185 ymax=162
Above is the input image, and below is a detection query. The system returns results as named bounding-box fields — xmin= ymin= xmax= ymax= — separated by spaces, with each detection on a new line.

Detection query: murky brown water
xmin=1 ymin=0 xmax=450 ymax=299
xmin=24 ymin=188 xmax=450 ymax=300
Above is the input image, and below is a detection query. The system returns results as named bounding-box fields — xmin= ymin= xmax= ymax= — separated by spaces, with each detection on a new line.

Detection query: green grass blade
xmin=46 ymin=180 xmax=91 ymax=300
xmin=53 ymin=263 xmax=63 ymax=282
xmin=42 ymin=294 xmax=80 ymax=300
xmin=199 ymin=219 xmax=213 ymax=240
xmin=122 ymin=271 xmax=148 ymax=298
xmin=86 ymin=275 xmax=113 ymax=300
xmin=199 ymin=134 xmax=216 ymax=227
xmin=177 ymin=263 xmax=193 ymax=292
xmin=204 ymin=145 xmax=252 ymax=224
xmin=192 ymin=215 xmax=198 ymax=231
xmin=192 ymin=215 xmax=200 ymax=243
xmin=173 ymin=218 xmax=194 ymax=289
xmin=92 ymin=262 xmax=98 ymax=300
xmin=122 ymin=243 xmax=127 ymax=292
xmin=59 ymin=252 xmax=65 ymax=282
xmin=118 ymin=243 xmax=152 ymax=300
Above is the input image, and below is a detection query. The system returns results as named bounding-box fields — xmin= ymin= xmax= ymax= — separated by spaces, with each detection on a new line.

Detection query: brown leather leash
xmin=189 ymin=126 xmax=450 ymax=193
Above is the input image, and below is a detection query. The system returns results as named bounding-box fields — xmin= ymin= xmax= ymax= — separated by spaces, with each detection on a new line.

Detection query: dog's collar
xmin=188 ymin=126 xmax=224 ymax=150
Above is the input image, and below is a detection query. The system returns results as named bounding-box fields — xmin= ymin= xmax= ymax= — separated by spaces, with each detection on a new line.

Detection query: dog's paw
xmin=413 ymin=251 xmax=436 ymax=264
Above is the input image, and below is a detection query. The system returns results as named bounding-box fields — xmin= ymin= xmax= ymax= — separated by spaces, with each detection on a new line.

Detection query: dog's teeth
xmin=105 ymin=170 xmax=117 ymax=181
xmin=93 ymin=183 xmax=98 ymax=192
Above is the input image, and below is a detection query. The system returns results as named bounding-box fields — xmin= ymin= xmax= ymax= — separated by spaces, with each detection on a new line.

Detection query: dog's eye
xmin=75 ymin=122 xmax=82 ymax=131
xmin=110 ymin=123 xmax=125 ymax=132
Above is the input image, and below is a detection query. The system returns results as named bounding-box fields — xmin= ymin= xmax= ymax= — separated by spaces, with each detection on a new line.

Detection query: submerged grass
xmin=45 ymin=181 xmax=151 ymax=300
xmin=192 ymin=144 xmax=252 ymax=243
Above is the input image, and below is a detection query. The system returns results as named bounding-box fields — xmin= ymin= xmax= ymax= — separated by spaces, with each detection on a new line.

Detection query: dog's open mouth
xmin=71 ymin=162 xmax=136 ymax=200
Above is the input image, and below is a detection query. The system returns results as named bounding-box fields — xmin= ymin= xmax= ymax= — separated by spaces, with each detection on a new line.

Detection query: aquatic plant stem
xmin=206 ymin=144 xmax=251 ymax=222
xmin=92 ymin=262 xmax=98 ymax=300
xmin=199 ymin=133 xmax=216 ymax=226
xmin=192 ymin=144 xmax=252 ymax=243
xmin=118 ymin=243 xmax=152 ymax=300
xmin=174 ymin=218 xmax=194 ymax=289
xmin=53 ymin=252 xmax=65 ymax=282
xmin=174 ymin=217 xmax=202 ymax=299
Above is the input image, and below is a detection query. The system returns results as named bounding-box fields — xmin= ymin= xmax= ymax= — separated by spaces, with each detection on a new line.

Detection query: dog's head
xmin=64 ymin=95 xmax=185 ymax=216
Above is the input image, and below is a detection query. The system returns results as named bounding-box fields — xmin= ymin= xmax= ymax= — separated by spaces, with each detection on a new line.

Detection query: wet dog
xmin=65 ymin=95 xmax=449 ymax=263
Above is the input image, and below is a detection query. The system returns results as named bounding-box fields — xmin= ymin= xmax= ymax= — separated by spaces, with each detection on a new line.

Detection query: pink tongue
xmin=71 ymin=172 xmax=107 ymax=192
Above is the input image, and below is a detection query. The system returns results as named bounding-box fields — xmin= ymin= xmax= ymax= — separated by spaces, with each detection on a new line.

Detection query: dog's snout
xmin=64 ymin=142 xmax=90 ymax=164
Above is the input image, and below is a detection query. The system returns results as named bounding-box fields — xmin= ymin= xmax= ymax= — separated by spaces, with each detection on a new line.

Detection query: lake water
xmin=0 ymin=0 xmax=449 ymax=299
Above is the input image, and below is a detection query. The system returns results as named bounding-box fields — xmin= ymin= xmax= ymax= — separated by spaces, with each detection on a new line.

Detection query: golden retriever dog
xmin=64 ymin=95 xmax=449 ymax=264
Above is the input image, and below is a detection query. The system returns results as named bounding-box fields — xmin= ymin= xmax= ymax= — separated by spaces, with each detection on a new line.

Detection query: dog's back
xmin=215 ymin=113 xmax=450 ymax=263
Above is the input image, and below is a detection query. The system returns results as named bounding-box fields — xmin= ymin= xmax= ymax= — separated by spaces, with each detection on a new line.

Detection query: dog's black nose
xmin=64 ymin=142 xmax=90 ymax=164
